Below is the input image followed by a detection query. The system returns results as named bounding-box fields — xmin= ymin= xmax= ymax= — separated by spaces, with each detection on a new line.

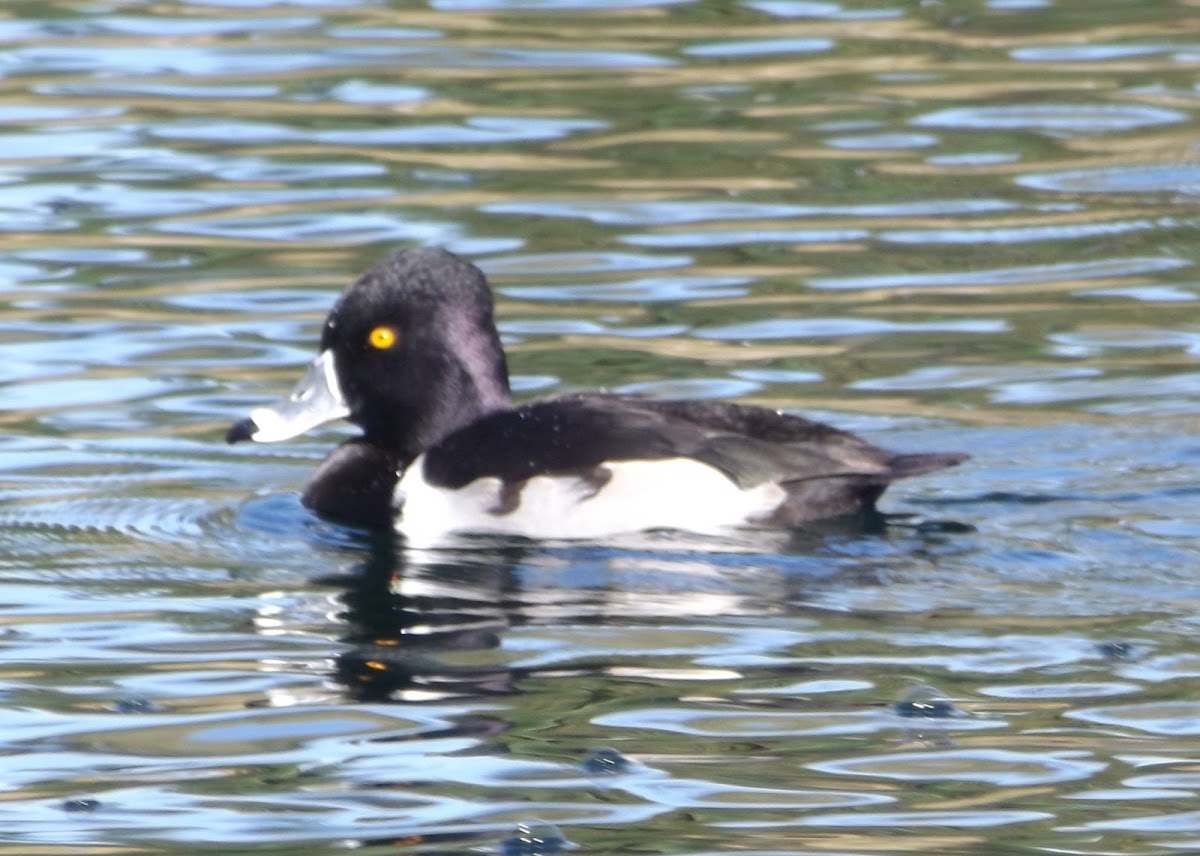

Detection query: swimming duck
xmin=227 ymin=247 xmax=966 ymax=541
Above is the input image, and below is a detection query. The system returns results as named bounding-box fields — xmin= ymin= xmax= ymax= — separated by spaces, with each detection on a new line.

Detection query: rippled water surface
xmin=2 ymin=0 xmax=1200 ymax=853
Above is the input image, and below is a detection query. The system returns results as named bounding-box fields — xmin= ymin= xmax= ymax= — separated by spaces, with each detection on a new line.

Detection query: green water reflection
xmin=0 ymin=0 xmax=1198 ymax=853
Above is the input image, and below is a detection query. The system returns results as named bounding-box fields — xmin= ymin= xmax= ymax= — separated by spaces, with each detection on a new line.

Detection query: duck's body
xmin=227 ymin=247 xmax=966 ymax=542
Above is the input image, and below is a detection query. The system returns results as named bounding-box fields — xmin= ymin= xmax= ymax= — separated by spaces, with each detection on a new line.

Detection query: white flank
xmin=393 ymin=456 xmax=786 ymax=546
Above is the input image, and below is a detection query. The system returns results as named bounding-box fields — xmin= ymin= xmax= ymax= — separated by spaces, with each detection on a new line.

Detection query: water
xmin=1 ymin=0 xmax=1199 ymax=853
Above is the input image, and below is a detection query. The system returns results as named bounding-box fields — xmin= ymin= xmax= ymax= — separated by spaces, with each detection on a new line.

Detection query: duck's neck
xmin=371 ymin=350 xmax=512 ymax=466
xmin=423 ymin=361 xmax=511 ymax=452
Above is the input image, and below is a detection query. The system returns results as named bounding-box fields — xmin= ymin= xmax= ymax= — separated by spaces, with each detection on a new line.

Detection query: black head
xmin=320 ymin=247 xmax=512 ymax=457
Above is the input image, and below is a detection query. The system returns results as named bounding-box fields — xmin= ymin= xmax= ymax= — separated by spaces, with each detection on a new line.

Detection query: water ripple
xmin=913 ymin=104 xmax=1187 ymax=134
xmin=1018 ymin=163 xmax=1200 ymax=193
xmin=2 ymin=1 xmax=1200 ymax=854
xmin=1012 ymin=44 xmax=1174 ymax=62
xmin=483 ymin=197 xmax=1015 ymax=226
xmin=684 ymin=37 xmax=833 ymax=57
xmin=501 ymin=275 xmax=753 ymax=301
xmin=744 ymin=0 xmax=902 ymax=19
xmin=1068 ymin=702 xmax=1200 ymax=735
xmin=725 ymin=809 xmax=1052 ymax=829
xmin=809 ymin=256 xmax=1191 ymax=290
xmin=696 ymin=317 xmax=1007 ymax=339
xmin=595 ymin=706 xmax=1002 ymax=737
xmin=810 ymin=749 xmax=1106 ymax=785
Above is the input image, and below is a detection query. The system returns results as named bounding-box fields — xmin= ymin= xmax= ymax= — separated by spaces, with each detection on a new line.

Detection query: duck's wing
xmin=620 ymin=395 xmax=967 ymax=523
xmin=422 ymin=393 xmax=965 ymax=493
xmin=419 ymin=394 xmax=681 ymax=489
xmin=625 ymin=396 xmax=967 ymax=487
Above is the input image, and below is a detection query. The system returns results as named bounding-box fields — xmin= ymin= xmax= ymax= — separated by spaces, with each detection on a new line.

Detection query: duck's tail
xmin=887 ymin=451 xmax=969 ymax=479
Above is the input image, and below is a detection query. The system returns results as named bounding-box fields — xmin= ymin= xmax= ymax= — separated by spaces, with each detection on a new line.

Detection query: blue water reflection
xmin=1 ymin=0 xmax=1199 ymax=853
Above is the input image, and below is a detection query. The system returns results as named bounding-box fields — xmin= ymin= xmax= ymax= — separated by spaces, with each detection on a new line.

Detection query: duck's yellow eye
xmin=368 ymin=326 xmax=398 ymax=350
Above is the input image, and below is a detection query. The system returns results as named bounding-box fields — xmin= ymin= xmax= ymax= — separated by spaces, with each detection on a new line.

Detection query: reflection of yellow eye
xmin=368 ymin=326 xmax=398 ymax=349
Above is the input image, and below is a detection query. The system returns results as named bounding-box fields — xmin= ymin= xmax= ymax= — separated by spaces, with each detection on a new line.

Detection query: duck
xmin=227 ymin=246 xmax=967 ymax=542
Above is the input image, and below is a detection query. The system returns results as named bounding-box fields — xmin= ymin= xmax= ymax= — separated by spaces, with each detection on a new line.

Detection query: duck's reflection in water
xmin=311 ymin=518 xmax=968 ymax=853
xmin=320 ymin=533 xmax=519 ymax=704
xmin=319 ymin=514 xmax=964 ymax=704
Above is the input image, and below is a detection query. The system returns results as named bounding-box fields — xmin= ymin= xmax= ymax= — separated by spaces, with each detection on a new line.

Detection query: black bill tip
xmin=226 ymin=417 xmax=258 ymax=444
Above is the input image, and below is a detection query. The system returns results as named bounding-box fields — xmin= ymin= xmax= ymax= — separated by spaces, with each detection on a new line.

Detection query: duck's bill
xmin=226 ymin=350 xmax=350 ymax=444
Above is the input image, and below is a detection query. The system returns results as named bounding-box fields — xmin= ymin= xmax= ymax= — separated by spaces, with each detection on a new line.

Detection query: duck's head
xmin=227 ymin=247 xmax=512 ymax=460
